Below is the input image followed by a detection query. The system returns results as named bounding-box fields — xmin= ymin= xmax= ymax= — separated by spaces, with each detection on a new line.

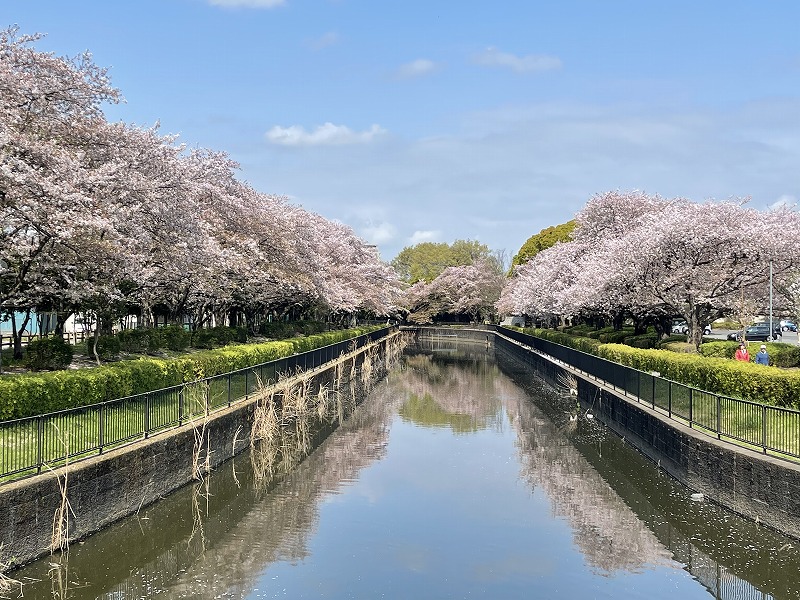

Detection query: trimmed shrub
xmin=190 ymin=326 xmax=244 ymax=349
xmin=0 ymin=325 xmax=384 ymax=420
xmin=93 ymin=334 xmax=121 ymax=360
xmin=161 ymin=325 xmax=190 ymax=351
xmin=596 ymin=343 xmax=800 ymax=408
xmin=118 ymin=328 xmax=162 ymax=354
xmin=23 ymin=337 xmax=74 ymax=371
xmin=192 ymin=329 xmax=218 ymax=350
xmin=259 ymin=320 xmax=327 ymax=339
xmin=623 ymin=334 xmax=658 ymax=349
xmin=259 ymin=321 xmax=295 ymax=339
xmin=698 ymin=341 xmax=738 ymax=359
xmin=769 ymin=345 xmax=800 ymax=368
xmin=657 ymin=334 xmax=690 ymax=348
xmin=597 ymin=329 xmax=635 ymax=344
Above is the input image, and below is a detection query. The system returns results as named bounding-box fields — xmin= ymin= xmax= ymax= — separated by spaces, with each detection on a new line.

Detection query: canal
xmin=7 ymin=342 xmax=800 ymax=599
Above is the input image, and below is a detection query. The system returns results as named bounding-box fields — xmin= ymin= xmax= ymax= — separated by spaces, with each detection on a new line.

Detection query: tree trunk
xmin=11 ymin=309 xmax=31 ymax=360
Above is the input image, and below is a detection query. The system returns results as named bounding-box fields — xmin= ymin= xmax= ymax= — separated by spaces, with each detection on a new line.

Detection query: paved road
xmin=707 ymin=328 xmax=800 ymax=344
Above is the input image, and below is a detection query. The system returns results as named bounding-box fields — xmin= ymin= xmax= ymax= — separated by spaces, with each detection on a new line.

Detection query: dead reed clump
xmin=47 ymin=560 xmax=70 ymax=600
xmin=231 ymin=425 xmax=243 ymax=488
xmin=0 ymin=545 xmax=23 ymax=599
xmin=315 ymin=383 xmax=330 ymax=420
xmin=333 ymin=357 xmax=345 ymax=390
xmin=47 ymin=426 xmax=74 ymax=556
xmin=187 ymin=478 xmax=209 ymax=554
xmin=556 ymin=372 xmax=579 ymax=398
xmin=360 ymin=346 xmax=376 ymax=389
xmin=248 ymin=335 xmax=403 ymax=485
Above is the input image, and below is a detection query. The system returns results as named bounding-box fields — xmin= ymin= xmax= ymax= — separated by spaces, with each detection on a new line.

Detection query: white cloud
xmin=409 ymin=230 xmax=441 ymax=244
xmin=472 ymin=47 xmax=562 ymax=73
xmin=770 ymin=194 xmax=797 ymax=209
xmin=308 ymin=32 xmax=339 ymax=50
xmin=396 ymin=59 xmax=438 ymax=79
xmin=362 ymin=222 xmax=396 ymax=245
xmin=265 ymin=122 xmax=387 ymax=146
xmin=250 ymin=98 xmax=800 ymax=261
xmin=208 ymin=0 xmax=285 ymax=6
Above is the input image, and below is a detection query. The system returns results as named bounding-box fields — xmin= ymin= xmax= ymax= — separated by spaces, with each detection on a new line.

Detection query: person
xmin=734 ymin=343 xmax=750 ymax=362
xmin=755 ymin=344 xmax=770 ymax=365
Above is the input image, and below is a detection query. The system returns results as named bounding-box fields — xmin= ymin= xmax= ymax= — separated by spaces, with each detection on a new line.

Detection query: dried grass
xmin=0 ymin=545 xmax=23 ymax=599
xmin=47 ymin=426 xmax=74 ymax=556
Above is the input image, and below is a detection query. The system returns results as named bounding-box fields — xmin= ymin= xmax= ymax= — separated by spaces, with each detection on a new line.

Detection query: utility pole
xmin=769 ymin=260 xmax=774 ymax=338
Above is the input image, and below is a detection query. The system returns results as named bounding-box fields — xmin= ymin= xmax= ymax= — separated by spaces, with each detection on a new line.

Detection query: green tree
xmin=511 ymin=220 xmax=576 ymax=268
xmin=391 ymin=239 xmax=499 ymax=284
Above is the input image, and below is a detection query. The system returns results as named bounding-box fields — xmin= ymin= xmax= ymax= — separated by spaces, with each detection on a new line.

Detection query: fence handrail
xmin=490 ymin=326 xmax=800 ymax=461
xmin=0 ymin=327 xmax=394 ymax=481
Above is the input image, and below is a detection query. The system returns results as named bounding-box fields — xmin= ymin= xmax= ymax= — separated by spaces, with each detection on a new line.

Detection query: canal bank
xmin=0 ymin=330 xmax=404 ymax=569
xmin=7 ymin=335 xmax=800 ymax=599
xmin=412 ymin=325 xmax=800 ymax=541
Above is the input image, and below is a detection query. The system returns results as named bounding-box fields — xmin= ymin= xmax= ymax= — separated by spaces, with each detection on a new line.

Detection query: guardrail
xmin=0 ymin=330 xmax=91 ymax=352
xmin=0 ymin=327 xmax=392 ymax=481
xmin=493 ymin=326 xmax=800 ymax=461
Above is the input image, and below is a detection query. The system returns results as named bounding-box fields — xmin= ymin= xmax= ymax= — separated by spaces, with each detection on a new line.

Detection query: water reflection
xmin=8 ymin=344 xmax=800 ymax=599
xmin=496 ymin=346 xmax=796 ymax=600
xmin=398 ymin=351 xmax=503 ymax=433
xmin=406 ymin=346 xmax=672 ymax=574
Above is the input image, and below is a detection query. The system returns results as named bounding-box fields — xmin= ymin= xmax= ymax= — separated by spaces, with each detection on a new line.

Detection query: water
xmin=7 ymin=345 xmax=800 ymax=599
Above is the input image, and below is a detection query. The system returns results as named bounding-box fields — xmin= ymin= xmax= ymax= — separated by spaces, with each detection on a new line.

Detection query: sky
xmin=6 ymin=1 xmax=800 ymax=262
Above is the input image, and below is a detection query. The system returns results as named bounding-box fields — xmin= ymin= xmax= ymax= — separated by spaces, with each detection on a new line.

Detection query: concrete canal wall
xmin=415 ymin=326 xmax=800 ymax=540
xmin=0 ymin=332 xmax=400 ymax=568
xmin=574 ymin=378 xmax=800 ymax=539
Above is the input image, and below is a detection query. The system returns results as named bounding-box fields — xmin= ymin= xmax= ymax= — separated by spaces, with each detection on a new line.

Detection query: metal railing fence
xmin=0 ymin=327 xmax=391 ymax=481
xmin=494 ymin=327 xmax=800 ymax=461
xmin=0 ymin=330 xmax=91 ymax=352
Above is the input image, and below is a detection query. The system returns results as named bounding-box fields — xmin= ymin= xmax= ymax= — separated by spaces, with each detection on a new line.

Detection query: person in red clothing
xmin=734 ymin=342 xmax=750 ymax=361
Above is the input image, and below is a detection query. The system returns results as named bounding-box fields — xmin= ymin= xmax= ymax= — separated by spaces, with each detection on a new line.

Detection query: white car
xmin=671 ymin=321 xmax=688 ymax=334
xmin=672 ymin=321 xmax=711 ymax=335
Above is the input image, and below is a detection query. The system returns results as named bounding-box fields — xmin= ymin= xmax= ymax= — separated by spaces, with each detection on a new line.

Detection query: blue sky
xmin=7 ymin=1 xmax=800 ymax=261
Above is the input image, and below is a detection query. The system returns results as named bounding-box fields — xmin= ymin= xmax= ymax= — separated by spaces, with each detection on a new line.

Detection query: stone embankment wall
xmin=1 ymin=332 xmax=400 ymax=568
xmin=578 ymin=380 xmax=800 ymax=539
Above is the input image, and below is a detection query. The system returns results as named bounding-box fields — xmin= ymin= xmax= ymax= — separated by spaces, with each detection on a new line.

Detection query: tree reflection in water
xmin=9 ymin=339 xmax=800 ymax=600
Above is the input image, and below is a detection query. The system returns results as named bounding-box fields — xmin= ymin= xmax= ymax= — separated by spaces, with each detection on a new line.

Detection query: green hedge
xmin=24 ymin=337 xmax=74 ymax=371
xmin=513 ymin=327 xmax=800 ymax=408
xmin=595 ymin=343 xmax=800 ymax=408
xmin=0 ymin=326 xmax=383 ymax=421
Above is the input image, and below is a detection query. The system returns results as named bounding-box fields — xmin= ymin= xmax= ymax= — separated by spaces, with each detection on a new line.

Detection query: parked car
xmin=671 ymin=320 xmax=688 ymax=334
xmin=780 ymin=319 xmax=797 ymax=332
xmin=671 ymin=320 xmax=712 ymax=335
xmin=727 ymin=323 xmax=782 ymax=342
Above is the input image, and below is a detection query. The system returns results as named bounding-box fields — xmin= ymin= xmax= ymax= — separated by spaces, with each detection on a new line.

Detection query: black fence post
xmin=98 ymin=404 xmax=105 ymax=455
xmin=762 ymin=405 xmax=767 ymax=454
xmin=637 ymin=371 xmax=641 ymax=403
xmin=668 ymin=383 xmax=672 ymax=418
xmin=144 ymin=393 xmax=151 ymax=439
xmin=179 ymin=387 xmax=184 ymax=426
xmin=651 ymin=375 xmax=655 ymax=409
xmin=689 ymin=388 xmax=693 ymax=428
xmin=716 ymin=396 xmax=721 ymax=439
xmin=36 ymin=416 xmax=43 ymax=474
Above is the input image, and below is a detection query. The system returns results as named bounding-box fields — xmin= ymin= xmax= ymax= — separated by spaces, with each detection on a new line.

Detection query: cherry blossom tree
xmin=402 ymin=259 xmax=505 ymax=324
xmin=2 ymin=26 xmax=404 ymax=346
xmin=1 ymin=27 xmax=123 ymax=352
xmin=500 ymin=190 xmax=800 ymax=346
